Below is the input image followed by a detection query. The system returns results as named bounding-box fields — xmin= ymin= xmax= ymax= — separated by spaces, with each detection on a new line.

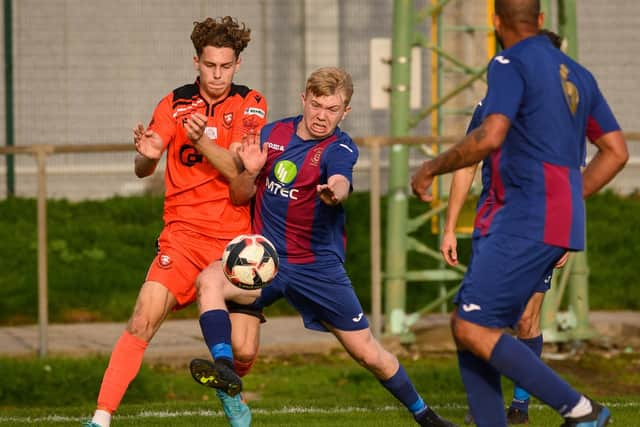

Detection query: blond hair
xmin=305 ymin=67 xmax=354 ymax=106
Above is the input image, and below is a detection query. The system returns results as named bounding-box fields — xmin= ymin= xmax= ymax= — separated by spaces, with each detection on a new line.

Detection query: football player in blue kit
xmin=411 ymin=1 xmax=628 ymax=427
xmin=447 ymin=29 xmax=618 ymax=426
xmin=192 ymin=66 xmax=458 ymax=427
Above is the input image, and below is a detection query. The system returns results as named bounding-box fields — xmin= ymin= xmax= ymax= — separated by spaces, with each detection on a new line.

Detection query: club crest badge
xmin=223 ymin=112 xmax=233 ymax=128
xmin=158 ymin=253 xmax=172 ymax=268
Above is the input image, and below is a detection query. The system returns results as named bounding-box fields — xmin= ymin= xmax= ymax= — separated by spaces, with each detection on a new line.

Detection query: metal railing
xmin=0 ymin=132 xmax=638 ymax=354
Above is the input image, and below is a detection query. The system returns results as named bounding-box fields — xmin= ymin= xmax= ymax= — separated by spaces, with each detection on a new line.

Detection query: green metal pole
xmin=558 ymin=0 xmax=578 ymax=58
xmin=4 ymin=0 xmax=15 ymax=196
xmin=385 ymin=0 xmax=413 ymax=335
xmin=434 ymin=8 xmax=447 ymax=313
xmin=539 ymin=0 xmax=557 ymax=336
xmin=540 ymin=0 xmax=552 ymax=29
xmin=540 ymin=270 xmax=562 ymax=341
xmin=559 ymin=0 xmax=592 ymax=338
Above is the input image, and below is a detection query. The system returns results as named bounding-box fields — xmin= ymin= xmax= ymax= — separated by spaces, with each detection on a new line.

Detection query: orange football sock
xmin=96 ymin=331 xmax=148 ymax=413
xmin=234 ymin=353 xmax=258 ymax=377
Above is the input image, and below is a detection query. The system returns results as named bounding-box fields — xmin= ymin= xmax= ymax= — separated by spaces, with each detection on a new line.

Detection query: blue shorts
xmin=255 ymin=258 xmax=369 ymax=332
xmin=453 ymin=233 xmax=564 ymax=329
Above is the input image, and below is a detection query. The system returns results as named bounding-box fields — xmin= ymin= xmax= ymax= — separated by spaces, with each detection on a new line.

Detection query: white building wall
xmin=0 ymin=0 xmax=637 ymax=199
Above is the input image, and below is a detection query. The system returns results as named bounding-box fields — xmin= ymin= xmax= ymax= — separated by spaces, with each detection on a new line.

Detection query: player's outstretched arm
xmin=582 ymin=130 xmax=628 ymax=198
xmin=411 ymin=113 xmax=509 ymax=202
xmin=317 ymin=174 xmax=350 ymax=206
xmin=185 ymin=112 xmax=243 ymax=181
xmin=441 ymin=164 xmax=478 ymax=266
xmin=133 ymin=123 xmax=164 ymax=178
xmin=229 ymin=132 xmax=267 ymax=205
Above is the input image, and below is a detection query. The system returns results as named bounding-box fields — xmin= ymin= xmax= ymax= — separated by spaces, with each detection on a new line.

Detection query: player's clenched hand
xmin=440 ymin=231 xmax=458 ymax=266
xmin=133 ymin=123 xmax=163 ymax=160
xmin=238 ymin=132 xmax=267 ymax=175
xmin=184 ymin=112 xmax=207 ymax=144
xmin=411 ymin=162 xmax=435 ymax=202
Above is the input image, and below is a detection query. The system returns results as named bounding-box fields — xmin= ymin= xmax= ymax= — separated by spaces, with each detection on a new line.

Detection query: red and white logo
xmin=158 ymin=253 xmax=172 ymax=268
xmin=223 ymin=112 xmax=233 ymax=128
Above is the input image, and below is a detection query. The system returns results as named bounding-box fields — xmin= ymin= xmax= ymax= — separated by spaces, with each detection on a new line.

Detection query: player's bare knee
xmin=233 ymin=345 xmax=258 ymax=363
xmin=196 ymin=268 xmax=223 ymax=294
xmin=127 ymin=314 xmax=154 ymax=340
xmin=351 ymin=341 xmax=385 ymax=372
xmin=517 ymin=320 xmax=541 ymax=339
xmin=351 ymin=349 xmax=378 ymax=370
xmin=452 ymin=318 xmax=475 ymax=349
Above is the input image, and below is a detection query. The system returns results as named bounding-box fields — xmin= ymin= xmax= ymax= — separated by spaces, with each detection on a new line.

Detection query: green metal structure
xmin=385 ymin=0 xmax=594 ymax=343
xmin=385 ymin=0 xmax=491 ymax=338
xmin=4 ymin=0 xmax=15 ymax=196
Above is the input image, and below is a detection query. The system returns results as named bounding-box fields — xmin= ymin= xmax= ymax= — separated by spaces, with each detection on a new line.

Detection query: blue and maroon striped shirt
xmin=253 ymin=116 xmax=358 ymax=264
xmin=470 ymin=35 xmax=620 ymax=250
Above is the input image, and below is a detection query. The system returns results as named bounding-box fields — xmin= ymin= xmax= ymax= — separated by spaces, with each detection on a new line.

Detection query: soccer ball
xmin=222 ymin=234 xmax=279 ymax=290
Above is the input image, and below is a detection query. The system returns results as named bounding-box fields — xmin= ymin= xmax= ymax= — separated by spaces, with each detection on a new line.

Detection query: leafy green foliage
xmin=0 ymin=192 xmax=636 ymax=325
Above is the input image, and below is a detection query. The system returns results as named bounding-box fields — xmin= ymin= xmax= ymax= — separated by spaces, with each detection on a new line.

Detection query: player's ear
xmin=234 ymin=55 xmax=242 ymax=71
xmin=300 ymin=93 xmax=306 ymax=107
xmin=492 ymin=13 xmax=501 ymax=33
xmin=341 ymin=105 xmax=351 ymax=121
xmin=193 ymin=55 xmax=200 ymax=71
xmin=537 ymin=12 xmax=544 ymax=29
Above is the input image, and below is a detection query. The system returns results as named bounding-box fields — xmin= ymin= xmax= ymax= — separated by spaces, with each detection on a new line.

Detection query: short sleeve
xmin=466 ymin=101 xmax=484 ymax=134
xmin=230 ymin=91 xmax=268 ymax=144
xmin=586 ymin=84 xmax=620 ymax=142
xmin=325 ymin=136 xmax=359 ymax=184
xmin=147 ymin=94 xmax=176 ymax=150
xmin=482 ymin=56 xmax=525 ymax=122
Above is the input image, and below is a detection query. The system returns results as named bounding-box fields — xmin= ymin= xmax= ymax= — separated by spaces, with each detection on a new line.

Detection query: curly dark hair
xmin=190 ymin=16 xmax=251 ymax=58
xmin=539 ymin=28 xmax=562 ymax=50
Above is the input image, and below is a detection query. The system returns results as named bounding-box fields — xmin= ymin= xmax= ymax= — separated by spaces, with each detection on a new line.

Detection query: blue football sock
xmin=379 ymin=364 xmax=427 ymax=416
xmin=458 ymin=350 xmax=506 ymax=427
xmin=489 ymin=333 xmax=581 ymax=415
xmin=511 ymin=335 xmax=543 ymax=412
xmin=199 ymin=309 xmax=233 ymax=362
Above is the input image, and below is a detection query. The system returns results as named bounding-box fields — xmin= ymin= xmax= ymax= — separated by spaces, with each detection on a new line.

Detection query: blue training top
xmin=473 ymin=34 xmax=619 ymax=250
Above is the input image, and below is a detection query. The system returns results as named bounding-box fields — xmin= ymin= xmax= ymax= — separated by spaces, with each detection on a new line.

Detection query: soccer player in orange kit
xmin=85 ymin=16 xmax=267 ymax=427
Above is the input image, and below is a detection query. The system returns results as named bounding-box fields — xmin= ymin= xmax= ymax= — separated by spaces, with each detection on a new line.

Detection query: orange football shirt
xmin=148 ymin=79 xmax=267 ymax=238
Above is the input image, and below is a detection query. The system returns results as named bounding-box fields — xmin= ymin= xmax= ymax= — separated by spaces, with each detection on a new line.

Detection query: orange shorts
xmin=145 ymin=223 xmax=231 ymax=309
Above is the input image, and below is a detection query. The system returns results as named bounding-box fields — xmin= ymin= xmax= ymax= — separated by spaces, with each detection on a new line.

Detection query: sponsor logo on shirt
xmin=274 ymin=160 xmax=298 ymax=184
xmin=352 ymin=312 xmax=364 ymax=322
xmin=204 ymin=126 xmax=218 ymax=140
xmin=266 ymin=176 xmax=299 ymax=200
xmin=265 ymin=141 xmax=285 ymax=152
xmin=173 ymin=99 xmax=206 ymax=119
xmin=179 ymin=144 xmax=203 ymax=166
xmin=244 ymin=107 xmax=265 ymax=118
xmin=494 ymin=55 xmax=510 ymax=64
xmin=243 ymin=116 xmax=261 ymax=132
xmin=266 ymin=160 xmax=299 ymax=199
